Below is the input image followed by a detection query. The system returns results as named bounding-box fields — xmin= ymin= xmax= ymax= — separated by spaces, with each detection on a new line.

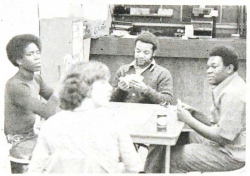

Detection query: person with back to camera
xmin=144 ymin=45 xmax=245 ymax=173
xmin=4 ymin=34 xmax=62 ymax=173
xmin=28 ymin=61 xmax=143 ymax=174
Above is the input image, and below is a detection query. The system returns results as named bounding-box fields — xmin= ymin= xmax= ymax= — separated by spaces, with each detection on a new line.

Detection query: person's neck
xmin=135 ymin=59 xmax=153 ymax=69
xmin=18 ymin=67 xmax=35 ymax=81
xmin=136 ymin=63 xmax=150 ymax=69
xmin=74 ymin=98 xmax=98 ymax=111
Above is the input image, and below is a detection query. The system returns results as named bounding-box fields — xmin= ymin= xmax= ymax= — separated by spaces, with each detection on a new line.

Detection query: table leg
xmin=165 ymin=145 xmax=171 ymax=173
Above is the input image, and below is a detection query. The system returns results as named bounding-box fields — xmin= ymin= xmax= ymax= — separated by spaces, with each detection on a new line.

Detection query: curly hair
xmin=6 ymin=34 xmax=41 ymax=67
xmin=135 ymin=31 xmax=159 ymax=51
xmin=59 ymin=61 xmax=111 ymax=111
xmin=209 ymin=45 xmax=239 ymax=71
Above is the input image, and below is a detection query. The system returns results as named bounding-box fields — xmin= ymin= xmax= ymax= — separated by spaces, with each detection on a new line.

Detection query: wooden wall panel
xmin=90 ymin=53 xmax=246 ymax=115
xmin=90 ymin=37 xmax=246 ymax=60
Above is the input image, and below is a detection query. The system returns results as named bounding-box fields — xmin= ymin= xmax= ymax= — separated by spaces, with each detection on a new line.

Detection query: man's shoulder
xmin=223 ymin=75 xmax=245 ymax=100
xmin=117 ymin=63 xmax=133 ymax=73
xmin=227 ymin=75 xmax=245 ymax=91
xmin=118 ymin=63 xmax=132 ymax=69
xmin=5 ymin=74 xmax=24 ymax=91
xmin=41 ymin=111 xmax=67 ymax=131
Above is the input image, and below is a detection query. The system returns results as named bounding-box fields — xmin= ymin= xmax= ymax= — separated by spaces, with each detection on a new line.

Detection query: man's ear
xmin=152 ymin=50 xmax=156 ymax=57
xmin=227 ymin=64 xmax=234 ymax=74
xmin=15 ymin=59 xmax=22 ymax=66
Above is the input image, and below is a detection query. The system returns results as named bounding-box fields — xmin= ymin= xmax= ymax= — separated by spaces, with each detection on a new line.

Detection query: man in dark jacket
xmin=111 ymin=31 xmax=173 ymax=105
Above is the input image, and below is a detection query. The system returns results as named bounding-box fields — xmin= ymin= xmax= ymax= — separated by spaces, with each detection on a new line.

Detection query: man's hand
xmin=177 ymin=99 xmax=198 ymax=115
xmin=129 ymin=80 xmax=148 ymax=93
xmin=177 ymin=105 xmax=193 ymax=124
xmin=118 ymin=80 xmax=131 ymax=91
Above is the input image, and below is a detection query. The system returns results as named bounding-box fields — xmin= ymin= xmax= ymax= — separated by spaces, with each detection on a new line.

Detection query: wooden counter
xmin=90 ymin=36 xmax=246 ymax=60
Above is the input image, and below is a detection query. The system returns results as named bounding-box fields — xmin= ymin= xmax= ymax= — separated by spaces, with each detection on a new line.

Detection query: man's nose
xmin=138 ymin=52 xmax=144 ymax=58
xmin=206 ymin=67 xmax=213 ymax=73
xmin=35 ymin=53 xmax=41 ymax=60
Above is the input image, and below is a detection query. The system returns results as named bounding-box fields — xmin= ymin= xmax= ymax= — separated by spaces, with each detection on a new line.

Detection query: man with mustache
xmin=111 ymin=31 xmax=173 ymax=105
xmin=111 ymin=31 xmax=173 ymax=170
xmin=145 ymin=45 xmax=245 ymax=173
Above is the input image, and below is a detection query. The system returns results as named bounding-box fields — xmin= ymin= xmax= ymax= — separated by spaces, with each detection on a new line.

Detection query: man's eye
xmin=207 ymin=66 xmax=217 ymax=69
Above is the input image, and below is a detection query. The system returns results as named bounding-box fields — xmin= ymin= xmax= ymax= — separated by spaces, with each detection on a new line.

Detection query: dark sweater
xmin=111 ymin=62 xmax=173 ymax=104
xmin=4 ymin=72 xmax=59 ymax=135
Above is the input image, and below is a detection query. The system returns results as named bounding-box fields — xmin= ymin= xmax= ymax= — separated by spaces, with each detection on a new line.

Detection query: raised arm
xmin=7 ymin=80 xmax=60 ymax=120
xmin=177 ymin=107 xmax=230 ymax=146
xmin=178 ymin=100 xmax=212 ymax=126
xmin=177 ymin=92 xmax=245 ymax=146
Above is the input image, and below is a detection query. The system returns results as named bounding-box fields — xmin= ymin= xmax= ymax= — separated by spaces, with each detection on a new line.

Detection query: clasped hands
xmin=118 ymin=74 xmax=148 ymax=93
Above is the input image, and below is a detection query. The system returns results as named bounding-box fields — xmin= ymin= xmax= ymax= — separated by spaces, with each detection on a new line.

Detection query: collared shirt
xmin=210 ymin=72 xmax=245 ymax=162
xmin=129 ymin=60 xmax=156 ymax=75
xmin=111 ymin=60 xmax=173 ymax=104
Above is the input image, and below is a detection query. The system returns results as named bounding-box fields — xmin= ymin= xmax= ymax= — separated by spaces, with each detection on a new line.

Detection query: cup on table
xmin=157 ymin=113 xmax=168 ymax=132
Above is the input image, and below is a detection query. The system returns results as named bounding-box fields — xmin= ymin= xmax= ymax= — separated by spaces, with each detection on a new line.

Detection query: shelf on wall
xmin=112 ymin=14 xmax=173 ymax=17
xmin=131 ymin=22 xmax=237 ymax=30
xmin=133 ymin=23 xmax=185 ymax=27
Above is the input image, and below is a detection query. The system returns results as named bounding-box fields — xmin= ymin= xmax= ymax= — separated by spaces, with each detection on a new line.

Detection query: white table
xmin=107 ymin=102 xmax=185 ymax=173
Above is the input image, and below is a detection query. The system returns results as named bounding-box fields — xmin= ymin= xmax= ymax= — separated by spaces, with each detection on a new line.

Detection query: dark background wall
xmin=91 ymin=55 xmax=246 ymax=115
xmin=114 ymin=5 xmax=239 ymax=24
xmin=90 ymin=37 xmax=246 ymax=115
xmin=112 ymin=5 xmax=247 ymax=38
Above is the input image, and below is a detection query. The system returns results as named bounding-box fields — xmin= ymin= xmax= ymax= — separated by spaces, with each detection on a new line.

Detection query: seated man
xmin=111 ymin=31 xmax=173 ymax=105
xmin=111 ymin=31 xmax=173 ymax=163
xmin=145 ymin=45 xmax=245 ymax=173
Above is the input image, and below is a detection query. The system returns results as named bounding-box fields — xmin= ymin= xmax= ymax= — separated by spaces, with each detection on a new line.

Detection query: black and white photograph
xmin=0 ymin=0 xmax=248 ymax=174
